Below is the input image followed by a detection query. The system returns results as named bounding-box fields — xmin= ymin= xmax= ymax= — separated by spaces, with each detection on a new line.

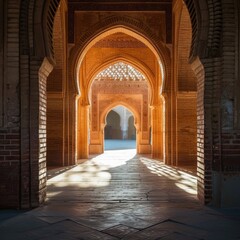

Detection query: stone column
xmin=119 ymin=107 xmax=129 ymax=140
xmin=77 ymin=99 xmax=90 ymax=159
xmin=36 ymin=58 xmax=53 ymax=206
xmin=121 ymin=129 xmax=128 ymax=140
xmin=151 ymin=103 xmax=164 ymax=159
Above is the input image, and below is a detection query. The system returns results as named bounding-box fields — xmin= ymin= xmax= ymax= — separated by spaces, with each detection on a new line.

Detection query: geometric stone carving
xmin=94 ymin=62 xmax=146 ymax=82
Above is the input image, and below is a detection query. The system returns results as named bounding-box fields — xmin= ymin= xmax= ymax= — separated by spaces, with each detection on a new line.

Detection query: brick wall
xmin=0 ymin=0 xmax=64 ymax=208
xmin=0 ymin=0 xmax=3 ymax=126
xmin=47 ymin=95 xmax=64 ymax=166
xmin=185 ymin=0 xmax=240 ymax=206
xmin=0 ymin=0 xmax=21 ymax=208
xmin=220 ymin=0 xmax=240 ymax=172
xmin=190 ymin=58 xmax=210 ymax=204
xmin=236 ymin=0 xmax=240 ymax=130
xmin=38 ymin=61 xmax=48 ymax=205
xmin=0 ymin=129 xmax=20 ymax=208
xmin=201 ymin=57 xmax=223 ymax=204
xmin=37 ymin=58 xmax=53 ymax=206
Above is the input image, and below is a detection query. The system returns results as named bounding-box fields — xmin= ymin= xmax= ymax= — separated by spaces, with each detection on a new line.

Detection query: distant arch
xmin=69 ymin=25 xmax=170 ymax=96
xmin=87 ymin=55 xmax=154 ymax=105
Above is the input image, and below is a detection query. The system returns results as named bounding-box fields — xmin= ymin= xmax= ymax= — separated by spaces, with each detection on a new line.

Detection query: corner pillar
xmin=151 ymin=102 xmax=164 ymax=160
xmin=77 ymin=99 xmax=90 ymax=159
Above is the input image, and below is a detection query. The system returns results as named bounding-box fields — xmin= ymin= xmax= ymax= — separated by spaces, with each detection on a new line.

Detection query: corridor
xmin=0 ymin=150 xmax=240 ymax=239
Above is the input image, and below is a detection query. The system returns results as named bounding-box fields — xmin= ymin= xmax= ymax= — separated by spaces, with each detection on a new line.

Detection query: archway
xmin=104 ymin=110 xmax=121 ymax=140
xmin=10 ymin=0 xmax=238 ymax=209
xmin=88 ymin=59 xmax=150 ymax=155
xmin=65 ymin=15 xmax=170 ymax=161
xmin=41 ymin=0 xmax=201 ymax=207
xmin=104 ymin=106 xmax=137 ymax=151
xmin=75 ymin=27 xmax=166 ymax=160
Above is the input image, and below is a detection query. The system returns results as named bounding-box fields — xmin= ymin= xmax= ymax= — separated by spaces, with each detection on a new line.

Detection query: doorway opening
xmin=88 ymin=60 xmax=151 ymax=155
xmin=36 ymin=0 xmax=211 ymax=209
xmin=104 ymin=106 xmax=136 ymax=150
xmin=46 ymin=0 xmax=198 ymax=201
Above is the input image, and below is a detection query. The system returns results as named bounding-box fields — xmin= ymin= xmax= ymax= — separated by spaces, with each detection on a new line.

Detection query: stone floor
xmin=0 ymin=148 xmax=240 ymax=239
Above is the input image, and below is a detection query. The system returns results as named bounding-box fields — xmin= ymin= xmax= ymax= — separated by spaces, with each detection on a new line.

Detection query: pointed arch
xmin=100 ymin=102 xmax=140 ymax=133
xmin=69 ymin=23 xmax=170 ymax=96
xmin=85 ymin=55 xmax=154 ymax=105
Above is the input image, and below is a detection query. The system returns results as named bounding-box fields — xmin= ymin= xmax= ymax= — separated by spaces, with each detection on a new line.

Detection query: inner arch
xmin=104 ymin=106 xmax=136 ymax=150
xmin=79 ymin=27 xmax=160 ymax=159
xmin=86 ymin=56 xmax=155 ymax=106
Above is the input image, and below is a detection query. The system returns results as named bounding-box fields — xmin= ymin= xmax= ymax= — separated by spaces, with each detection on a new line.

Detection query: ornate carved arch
xmin=100 ymin=102 xmax=140 ymax=132
xmin=84 ymin=54 xmax=155 ymax=106
xmin=69 ymin=16 xmax=171 ymax=95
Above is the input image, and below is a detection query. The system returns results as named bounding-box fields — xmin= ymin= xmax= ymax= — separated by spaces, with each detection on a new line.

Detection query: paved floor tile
xmin=0 ymin=149 xmax=240 ymax=239
xmin=24 ymin=219 xmax=118 ymax=240
xmin=102 ymin=224 xmax=139 ymax=238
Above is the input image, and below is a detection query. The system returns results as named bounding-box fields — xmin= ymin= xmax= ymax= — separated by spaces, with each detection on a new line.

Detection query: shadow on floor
xmin=0 ymin=150 xmax=240 ymax=240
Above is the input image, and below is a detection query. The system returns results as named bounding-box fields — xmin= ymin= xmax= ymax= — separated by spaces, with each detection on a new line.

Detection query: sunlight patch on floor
xmin=47 ymin=149 xmax=136 ymax=189
xmin=90 ymin=149 xmax=137 ymax=168
xmin=140 ymin=157 xmax=197 ymax=195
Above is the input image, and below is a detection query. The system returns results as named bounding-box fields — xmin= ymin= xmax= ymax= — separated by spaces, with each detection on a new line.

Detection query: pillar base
xmin=89 ymin=144 xmax=103 ymax=154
